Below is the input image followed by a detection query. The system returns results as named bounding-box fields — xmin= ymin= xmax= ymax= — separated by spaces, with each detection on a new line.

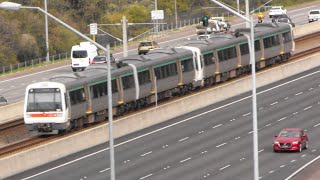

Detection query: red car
xmin=273 ymin=128 xmax=309 ymax=152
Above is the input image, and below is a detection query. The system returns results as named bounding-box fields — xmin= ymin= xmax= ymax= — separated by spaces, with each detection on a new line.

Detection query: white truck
xmin=71 ymin=42 xmax=98 ymax=72
xmin=308 ymin=10 xmax=320 ymax=23
xmin=208 ymin=17 xmax=230 ymax=33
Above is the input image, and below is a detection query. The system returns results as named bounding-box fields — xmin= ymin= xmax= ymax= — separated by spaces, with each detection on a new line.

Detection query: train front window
xmin=27 ymin=88 xmax=62 ymax=112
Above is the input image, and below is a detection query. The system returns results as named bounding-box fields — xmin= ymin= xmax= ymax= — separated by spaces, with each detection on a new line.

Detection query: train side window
xmin=122 ymin=75 xmax=135 ymax=89
xmin=69 ymin=88 xmax=86 ymax=105
xmin=282 ymin=32 xmax=292 ymax=42
xmin=240 ymin=43 xmax=249 ymax=55
xmin=218 ymin=46 xmax=236 ymax=62
xmin=138 ymin=70 xmax=151 ymax=85
xmin=112 ymin=79 xmax=117 ymax=93
xmin=203 ymin=53 xmax=214 ymax=65
xmin=154 ymin=63 xmax=177 ymax=80
xmin=180 ymin=58 xmax=194 ymax=72
xmin=263 ymin=35 xmax=280 ymax=48
xmin=91 ymin=82 xmax=107 ymax=99
xmin=254 ymin=40 xmax=261 ymax=51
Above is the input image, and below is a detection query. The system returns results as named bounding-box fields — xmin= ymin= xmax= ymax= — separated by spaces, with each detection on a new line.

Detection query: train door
xmin=180 ymin=46 xmax=204 ymax=87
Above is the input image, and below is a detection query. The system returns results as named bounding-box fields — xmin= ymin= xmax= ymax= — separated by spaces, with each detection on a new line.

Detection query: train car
xmin=23 ymin=23 xmax=294 ymax=134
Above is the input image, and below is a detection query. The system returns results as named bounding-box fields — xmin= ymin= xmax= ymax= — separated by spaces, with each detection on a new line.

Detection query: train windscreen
xmin=26 ymin=88 xmax=62 ymax=112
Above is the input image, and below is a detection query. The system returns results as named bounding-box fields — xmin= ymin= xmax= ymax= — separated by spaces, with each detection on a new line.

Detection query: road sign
xmin=90 ymin=23 xmax=98 ymax=35
xmin=151 ymin=10 xmax=164 ymax=20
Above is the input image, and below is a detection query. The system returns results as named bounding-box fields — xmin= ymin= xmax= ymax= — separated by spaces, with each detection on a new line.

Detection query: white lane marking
xmin=140 ymin=174 xmax=153 ymax=180
xmin=314 ymin=123 xmax=320 ymax=127
xmin=219 ymin=165 xmax=230 ymax=171
xmin=99 ymin=168 xmax=110 ymax=173
xmin=216 ymin=142 xmax=227 ymax=148
xmin=291 ymin=160 xmax=296 ymax=163
xmin=230 ymin=119 xmax=235 ymax=122
xmin=141 ymin=151 xmax=152 ymax=157
xmin=163 ymin=165 xmax=170 ymax=170
xmin=240 ymin=157 xmax=246 ymax=161
xmin=21 ymin=54 xmax=320 ymax=179
xmin=248 ymin=131 xmax=253 ymax=134
xmin=284 ymin=97 xmax=289 ymax=99
xmin=309 ymin=88 xmax=313 ymax=90
xmin=258 ymin=149 xmax=264 ymax=153
xmin=269 ymin=170 xmax=274 ymax=174
xmin=212 ymin=124 xmax=222 ymax=129
xmin=304 ymin=106 xmax=312 ymax=110
xmin=235 ymin=136 xmax=241 ymax=140
xmin=180 ymin=157 xmax=192 ymax=163
xmin=270 ymin=102 xmax=278 ymax=106
xmin=162 ymin=145 xmax=168 ymax=148
xmin=259 ymin=107 xmax=264 ymax=110
xmin=266 ymin=124 xmax=271 ymax=127
xmin=179 ymin=137 xmax=189 ymax=142
xmin=301 ymin=154 xmax=306 ymax=158
xmin=243 ymin=112 xmax=251 ymax=116
xmin=201 ymin=151 xmax=208 ymax=154
xmin=277 ymin=117 xmax=287 ymax=122
xmin=295 ymin=92 xmax=303 ymax=96
xmin=123 ymin=159 xmax=130 ymax=163
xmin=293 ymin=112 xmax=298 ymax=115
xmin=203 ymin=173 xmax=211 ymax=178
xmin=280 ymin=165 xmax=285 ymax=168
xmin=198 ymin=131 xmax=204 ymax=134
xmin=312 ymin=149 xmax=316 ymax=152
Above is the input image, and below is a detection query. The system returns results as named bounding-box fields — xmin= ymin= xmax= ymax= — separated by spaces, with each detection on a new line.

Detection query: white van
xmin=71 ymin=42 xmax=98 ymax=72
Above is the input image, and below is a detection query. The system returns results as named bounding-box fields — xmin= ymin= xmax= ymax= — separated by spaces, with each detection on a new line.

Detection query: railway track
xmin=0 ymin=31 xmax=320 ymax=158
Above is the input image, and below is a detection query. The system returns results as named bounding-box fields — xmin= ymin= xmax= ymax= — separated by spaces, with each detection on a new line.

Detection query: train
xmin=24 ymin=22 xmax=295 ymax=134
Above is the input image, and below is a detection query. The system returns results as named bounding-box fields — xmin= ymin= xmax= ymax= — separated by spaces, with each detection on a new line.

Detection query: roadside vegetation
xmin=0 ymin=0 xmax=316 ymax=66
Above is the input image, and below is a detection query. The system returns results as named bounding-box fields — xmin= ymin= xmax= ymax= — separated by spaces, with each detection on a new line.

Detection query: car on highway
xmin=275 ymin=17 xmax=295 ymax=27
xmin=269 ymin=6 xmax=287 ymax=18
xmin=0 ymin=95 xmax=8 ymax=106
xmin=308 ymin=10 xmax=320 ymax=23
xmin=273 ymin=128 xmax=308 ymax=152
xmin=138 ymin=40 xmax=160 ymax=55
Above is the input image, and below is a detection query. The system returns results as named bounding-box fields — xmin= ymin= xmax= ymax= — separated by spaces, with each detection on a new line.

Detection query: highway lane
xmin=0 ymin=3 xmax=319 ymax=105
xmin=8 ymin=55 xmax=320 ymax=180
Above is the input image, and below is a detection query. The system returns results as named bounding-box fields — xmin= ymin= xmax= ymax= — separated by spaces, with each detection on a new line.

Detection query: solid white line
xmin=219 ymin=165 xmax=230 ymax=171
xmin=212 ymin=124 xmax=223 ymax=128
xmin=280 ymin=165 xmax=285 ymax=168
xmin=243 ymin=112 xmax=251 ymax=116
xmin=179 ymin=137 xmax=189 ymax=142
xmin=216 ymin=142 xmax=227 ymax=148
xmin=291 ymin=160 xmax=296 ymax=163
xmin=141 ymin=151 xmax=152 ymax=157
xmin=295 ymin=92 xmax=303 ymax=96
xmin=140 ymin=174 xmax=153 ymax=180
xmin=180 ymin=157 xmax=191 ymax=163
xmin=285 ymin=155 xmax=320 ymax=180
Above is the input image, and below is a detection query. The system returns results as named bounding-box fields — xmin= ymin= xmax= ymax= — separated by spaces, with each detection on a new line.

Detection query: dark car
xmin=91 ymin=55 xmax=116 ymax=64
xmin=273 ymin=128 xmax=308 ymax=152
xmin=0 ymin=95 xmax=8 ymax=106
xmin=275 ymin=17 xmax=295 ymax=27
xmin=138 ymin=41 xmax=160 ymax=55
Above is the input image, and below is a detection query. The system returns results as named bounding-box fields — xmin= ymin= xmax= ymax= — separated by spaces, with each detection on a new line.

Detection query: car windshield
xmin=310 ymin=11 xmax=320 ymax=14
xmin=140 ymin=42 xmax=152 ymax=46
xmin=279 ymin=130 xmax=300 ymax=137
xmin=278 ymin=18 xmax=289 ymax=23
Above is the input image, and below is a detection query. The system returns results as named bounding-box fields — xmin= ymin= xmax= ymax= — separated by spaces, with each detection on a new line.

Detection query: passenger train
xmin=24 ymin=23 xmax=295 ymax=134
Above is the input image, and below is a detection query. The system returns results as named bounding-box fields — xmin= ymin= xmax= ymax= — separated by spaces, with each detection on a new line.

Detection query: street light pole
xmin=44 ymin=0 xmax=49 ymax=62
xmin=209 ymin=1 xmax=259 ymax=180
xmin=0 ymin=2 xmax=116 ymax=180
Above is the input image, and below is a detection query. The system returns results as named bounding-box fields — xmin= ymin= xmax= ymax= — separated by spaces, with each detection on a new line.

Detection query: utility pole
xmin=175 ymin=0 xmax=178 ymax=29
xmin=122 ymin=16 xmax=128 ymax=57
xmin=44 ymin=0 xmax=49 ymax=62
